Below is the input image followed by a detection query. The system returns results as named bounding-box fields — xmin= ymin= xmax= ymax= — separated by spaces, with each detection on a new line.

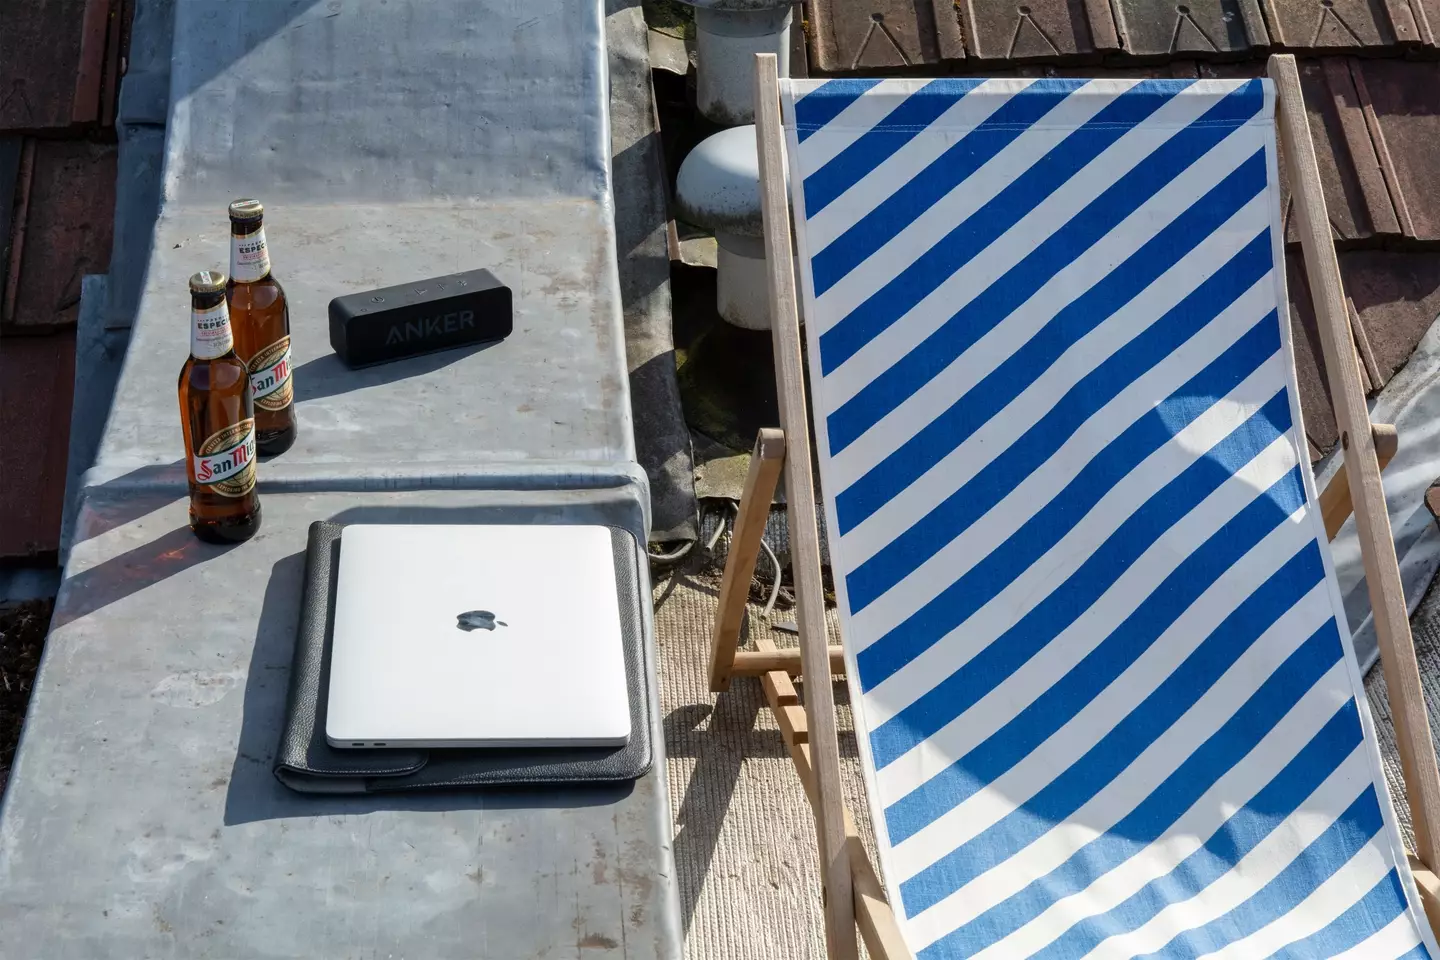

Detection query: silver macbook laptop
xmin=326 ymin=524 xmax=631 ymax=749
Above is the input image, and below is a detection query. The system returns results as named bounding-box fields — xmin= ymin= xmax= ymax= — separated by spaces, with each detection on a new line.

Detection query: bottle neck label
xmin=191 ymin=301 xmax=234 ymax=359
xmin=231 ymin=226 xmax=271 ymax=282
xmin=248 ymin=336 xmax=294 ymax=411
xmin=192 ymin=419 xmax=257 ymax=497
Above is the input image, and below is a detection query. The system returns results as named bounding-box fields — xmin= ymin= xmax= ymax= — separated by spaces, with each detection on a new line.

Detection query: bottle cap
xmin=189 ymin=270 xmax=228 ymax=294
xmin=228 ymin=198 xmax=264 ymax=221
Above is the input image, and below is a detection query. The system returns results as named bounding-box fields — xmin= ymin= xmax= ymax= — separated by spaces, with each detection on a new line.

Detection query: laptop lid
xmin=325 ymin=524 xmax=631 ymax=749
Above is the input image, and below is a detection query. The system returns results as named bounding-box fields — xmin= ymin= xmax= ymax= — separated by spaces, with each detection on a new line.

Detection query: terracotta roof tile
xmin=1021 ymin=61 xmax=1203 ymax=76
xmin=810 ymin=0 xmax=965 ymax=71
xmin=1343 ymin=249 xmax=1440 ymax=385
xmin=962 ymin=0 xmax=1119 ymax=61
xmin=1284 ymin=249 xmax=1342 ymax=458
xmin=2 ymin=139 xmax=116 ymax=332
xmin=1276 ymin=57 xmax=1400 ymax=243
xmin=0 ymin=139 xmax=21 ymax=313
xmin=0 ymin=0 xmax=118 ymax=133
xmin=1111 ymin=0 xmax=1269 ymax=57
xmin=1286 ymin=248 xmax=1440 ymax=453
xmin=1261 ymin=0 xmax=1440 ymax=50
xmin=1260 ymin=0 xmax=1403 ymax=51
xmin=807 ymin=0 xmax=1440 ymax=71
xmin=1350 ymin=59 xmax=1440 ymax=242
xmin=0 ymin=330 xmax=76 ymax=561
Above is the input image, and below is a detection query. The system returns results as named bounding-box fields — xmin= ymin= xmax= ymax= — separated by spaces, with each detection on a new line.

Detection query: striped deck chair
xmin=705 ymin=53 xmax=1440 ymax=960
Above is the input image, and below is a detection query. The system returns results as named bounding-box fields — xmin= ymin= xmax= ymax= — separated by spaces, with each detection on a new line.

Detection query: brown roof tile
xmin=0 ymin=330 xmax=76 ymax=561
xmin=1343 ymin=249 xmax=1440 ymax=385
xmin=1111 ymin=0 xmax=1269 ymax=57
xmin=2 ymin=139 xmax=116 ymax=332
xmin=1277 ymin=57 xmax=1402 ymax=244
xmin=0 ymin=0 xmax=116 ymax=133
xmin=1177 ymin=58 xmax=1440 ymax=248
xmin=1350 ymin=59 xmax=1440 ymax=242
xmin=1284 ymin=249 xmax=1342 ymax=457
xmin=1259 ymin=0 xmax=1405 ymax=51
xmin=0 ymin=139 xmax=21 ymax=314
xmin=960 ymin=0 xmax=1119 ymax=61
xmin=807 ymin=0 xmax=1440 ymax=70
xmin=810 ymin=0 xmax=966 ymax=71
xmin=1286 ymin=248 xmax=1440 ymax=452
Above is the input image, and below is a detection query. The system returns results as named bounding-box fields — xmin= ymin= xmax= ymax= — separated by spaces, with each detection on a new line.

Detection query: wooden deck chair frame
xmin=705 ymin=52 xmax=1440 ymax=960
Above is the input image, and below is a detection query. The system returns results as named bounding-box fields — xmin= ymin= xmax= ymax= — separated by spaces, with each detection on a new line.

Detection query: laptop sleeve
xmin=274 ymin=520 xmax=654 ymax=793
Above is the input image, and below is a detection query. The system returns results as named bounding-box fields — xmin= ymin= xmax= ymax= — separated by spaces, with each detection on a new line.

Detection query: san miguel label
xmin=192 ymin=419 xmax=257 ymax=497
xmin=248 ymin=336 xmax=294 ymax=411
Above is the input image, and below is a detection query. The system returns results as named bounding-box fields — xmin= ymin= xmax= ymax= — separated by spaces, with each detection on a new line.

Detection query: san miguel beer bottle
xmin=179 ymin=271 xmax=261 ymax=543
xmin=227 ymin=198 xmax=297 ymax=455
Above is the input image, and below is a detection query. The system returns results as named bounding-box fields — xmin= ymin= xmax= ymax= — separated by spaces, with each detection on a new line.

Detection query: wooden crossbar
xmin=732 ymin=647 xmax=847 ymax=678
xmin=753 ymin=628 xmax=912 ymax=960
xmin=708 ymin=51 xmax=1440 ymax=957
xmin=1321 ymin=423 xmax=1397 ymax=538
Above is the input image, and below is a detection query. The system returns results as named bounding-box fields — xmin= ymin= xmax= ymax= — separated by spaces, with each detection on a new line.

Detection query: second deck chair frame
xmin=706 ymin=52 xmax=1440 ymax=960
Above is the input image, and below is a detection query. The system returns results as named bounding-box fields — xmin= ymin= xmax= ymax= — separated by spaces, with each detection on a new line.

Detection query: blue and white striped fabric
xmin=778 ymin=77 xmax=1439 ymax=959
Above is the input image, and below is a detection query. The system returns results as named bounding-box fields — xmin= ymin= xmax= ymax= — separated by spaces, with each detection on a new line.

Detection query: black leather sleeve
xmin=274 ymin=520 xmax=654 ymax=793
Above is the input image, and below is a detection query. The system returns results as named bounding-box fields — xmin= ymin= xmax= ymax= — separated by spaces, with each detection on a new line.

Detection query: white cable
xmin=704 ymin=503 xmax=731 ymax=554
xmin=758 ymin=533 xmax=783 ymax=620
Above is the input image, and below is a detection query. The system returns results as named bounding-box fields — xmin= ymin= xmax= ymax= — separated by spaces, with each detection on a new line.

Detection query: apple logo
xmin=456 ymin=610 xmax=507 ymax=632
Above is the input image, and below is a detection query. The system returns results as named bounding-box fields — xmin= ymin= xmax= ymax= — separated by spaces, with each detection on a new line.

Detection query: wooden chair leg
xmin=1273 ymin=53 xmax=1440 ymax=871
xmin=757 ymin=50 xmax=857 ymax=959
xmin=752 ymin=630 xmax=913 ymax=960
xmin=708 ymin=428 xmax=786 ymax=693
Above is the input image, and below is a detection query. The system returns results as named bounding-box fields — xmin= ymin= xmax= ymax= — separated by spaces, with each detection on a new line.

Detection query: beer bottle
xmin=226 ymin=198 xmax=297 ymax=456
xmin=178 ymin=271 xmax=262 ymax=544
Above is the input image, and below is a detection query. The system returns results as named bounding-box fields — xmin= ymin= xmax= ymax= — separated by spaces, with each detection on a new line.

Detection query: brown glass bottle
xmin=226 ymin=198 xmax=297 ymax=456
xmin=178 ymin=271 xmax=262 ymax=544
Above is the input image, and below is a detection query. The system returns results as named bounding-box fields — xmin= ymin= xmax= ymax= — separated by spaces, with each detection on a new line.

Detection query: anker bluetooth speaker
xmin=328 ymin=268 xmax=512 ymax=368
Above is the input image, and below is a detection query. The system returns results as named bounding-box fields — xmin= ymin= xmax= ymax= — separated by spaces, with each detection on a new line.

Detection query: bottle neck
xmin=191 ymin=292 xmax=234 ymax=359
xmin=230 ymin=219 xmax=271 ymax=282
